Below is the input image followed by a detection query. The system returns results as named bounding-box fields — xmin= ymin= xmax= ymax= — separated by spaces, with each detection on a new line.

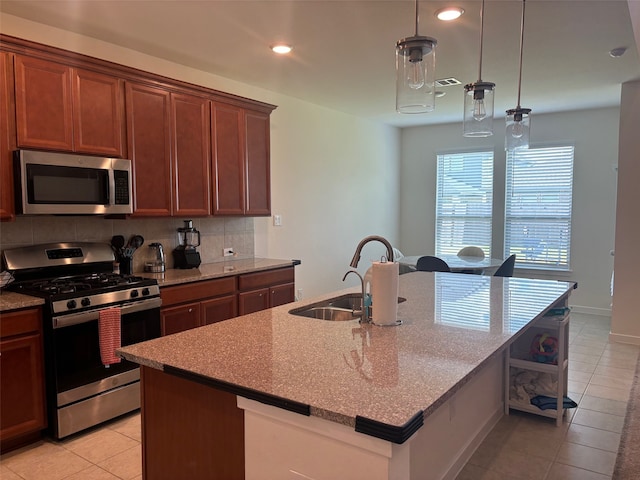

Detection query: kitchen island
xmin=118 ymin=271 xmax=575 ymax=480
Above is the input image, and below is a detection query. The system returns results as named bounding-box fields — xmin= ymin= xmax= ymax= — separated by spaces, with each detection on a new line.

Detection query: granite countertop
xmin=118 ymin=272 xmax=575 ymax=439
xmin=0 ymin=258 xmax=298 ymax=311
xmin=141 ymin=257 xmax=299 ymax=287
xmin=0 ymin=290 xmax=45 ymax=312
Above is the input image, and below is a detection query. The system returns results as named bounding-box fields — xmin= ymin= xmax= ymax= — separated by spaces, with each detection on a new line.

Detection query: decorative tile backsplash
xmin=0 ymin=216 xmax=255 ymax=272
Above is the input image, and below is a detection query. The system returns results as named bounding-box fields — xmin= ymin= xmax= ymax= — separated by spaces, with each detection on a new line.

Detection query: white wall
xmin=0 ymin=13 xmax=401 ymax=300
xmin=611 ymin=80 xmax=640 ymax=345
xmin=399 ymin=107 xmax=620 ymax=313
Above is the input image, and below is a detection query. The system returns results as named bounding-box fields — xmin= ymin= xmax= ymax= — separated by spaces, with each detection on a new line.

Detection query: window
xmin=505 ymin=146 xmax=574 ymax=270
xmin=435 ymin=151 xmax=494 ymax=256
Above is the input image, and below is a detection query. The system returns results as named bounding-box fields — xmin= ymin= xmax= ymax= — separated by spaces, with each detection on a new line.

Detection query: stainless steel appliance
xmin=144 ymin=242 xmax=166 ymax=273
xmin=2 ymin=242 xmax=161 ymax=439
xmin=173 ymin=220 xmax=201 ymax=269
xmin=13 ymin=149 xmax=133 ymax=215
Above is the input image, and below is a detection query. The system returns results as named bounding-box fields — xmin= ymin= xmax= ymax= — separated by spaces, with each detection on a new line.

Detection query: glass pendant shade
xmin=396 ymin=36 xmax=437 ymax=113
xmin=505 ymin=107 xmax=531 ymax=151
xmin=463 ymin=82 xmax=495 ymax=137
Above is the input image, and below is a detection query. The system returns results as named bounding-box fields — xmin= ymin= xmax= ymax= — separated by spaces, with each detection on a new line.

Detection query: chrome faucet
xmin=342 ymin=269 xmax=370 ymax=322
xmin=349 ymin=235 xmax=394 ymax=268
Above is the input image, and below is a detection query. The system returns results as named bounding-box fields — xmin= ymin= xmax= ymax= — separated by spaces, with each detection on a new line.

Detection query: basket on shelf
xmin=529 ymin=332 xmax=559 ymax=364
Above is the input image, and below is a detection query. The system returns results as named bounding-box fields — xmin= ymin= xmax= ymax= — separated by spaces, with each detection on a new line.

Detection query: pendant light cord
xmin=478 ymin=0 xmax=485 ymax=81
xmin=414 ymin=0 xmax=420 ymax=36
xmin=516 ymin=0 xmax=527 ymax=108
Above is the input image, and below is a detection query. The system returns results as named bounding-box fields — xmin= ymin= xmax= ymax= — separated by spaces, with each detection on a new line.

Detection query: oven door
xmin=50 ymin=298 xmax=162 ymax=401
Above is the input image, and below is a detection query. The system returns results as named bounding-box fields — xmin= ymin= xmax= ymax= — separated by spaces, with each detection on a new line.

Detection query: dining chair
xmin=457 ymin=246 xmax=485 ymax=259
xmin=494 ymin=254 xmax=516 ymax=277
xmin=416 ymin=256 xmax=451 ymax=272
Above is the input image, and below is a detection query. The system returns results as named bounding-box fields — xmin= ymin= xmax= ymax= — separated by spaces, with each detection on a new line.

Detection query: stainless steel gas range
xmin=2 ymin=242 xmax=162 ymax=439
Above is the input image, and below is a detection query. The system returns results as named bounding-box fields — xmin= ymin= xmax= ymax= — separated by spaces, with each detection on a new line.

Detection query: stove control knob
xmin=81 ymin=297 xmax=91 ymax=307
xmin=130 ymin=289 xmax=139 ymax=299
xmin=141 ymin=288 xmax=150 ymax=296
xmin=67 ymin=299 xmax=77 ymax=310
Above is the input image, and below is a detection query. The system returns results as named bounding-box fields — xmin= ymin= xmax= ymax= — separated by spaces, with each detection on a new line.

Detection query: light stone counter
xmin=119 ymin=272 xmax=575 ymax=439
xmin=0 ymin=290 xmax=45 ymax=312
xmin=140 ymin=257 xmax=299 ymax=287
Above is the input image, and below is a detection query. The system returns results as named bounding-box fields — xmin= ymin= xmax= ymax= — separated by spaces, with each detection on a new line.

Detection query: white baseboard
xmin=608 ymin=332 xmax=640 ymax=346
xmin=569 ymin=304 xmax=611 ymax=317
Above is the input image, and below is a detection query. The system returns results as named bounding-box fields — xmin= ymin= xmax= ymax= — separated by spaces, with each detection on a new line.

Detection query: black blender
xmin=173 ymin=220 xmax=202 ymax=269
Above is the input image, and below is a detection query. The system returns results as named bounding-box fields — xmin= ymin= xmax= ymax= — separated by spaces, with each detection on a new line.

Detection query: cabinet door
xmin=172 ymin=92 xmax=211 ymax=216
xmin=201 ymin=295 xmax=238 ymax=326
xmin=0 ymin=308 xmax=46 ymax=445
xmin=238 ymin=288 xmax=270 ymax=316
xmin=270 ymin=282 xmax=295 ymax=308
xmin=244 ymin=110 xmax=271 ymax=216
xmin=126 ymin=82 xmax=172 ymax=216
xmin=0 ymin=52 xmax=15 ymax=221
xmin=161 ymin=302 xmax=201 ymax=336
xmin=72 ymin=68 xmax=125 ymax=157
xmin=211 ymin=102 xmax=245 ymax=215
xmin=14 ymin=55 xmax=73 ymax=151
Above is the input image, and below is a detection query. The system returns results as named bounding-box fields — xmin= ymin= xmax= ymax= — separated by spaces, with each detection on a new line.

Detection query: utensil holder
xmin=120 ymin=258 xmax=133 ymax=275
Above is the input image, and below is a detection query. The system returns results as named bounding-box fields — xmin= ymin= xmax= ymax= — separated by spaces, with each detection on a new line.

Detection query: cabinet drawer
xmin=0 ymin=308 xmax=42 ymax=338
xmin=161 ymin=277 xmax=236 ymax=306
xmin=238 ymin=267 xmax=294 ymax=291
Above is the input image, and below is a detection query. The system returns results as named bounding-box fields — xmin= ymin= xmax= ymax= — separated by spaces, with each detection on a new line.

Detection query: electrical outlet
xmin=273 ymin=214 xmax=282 ymax=226
xmin=223 ymin=247 xmax=234 ymax=257
xmin=295 ymin=288 xmax=303 ymax=301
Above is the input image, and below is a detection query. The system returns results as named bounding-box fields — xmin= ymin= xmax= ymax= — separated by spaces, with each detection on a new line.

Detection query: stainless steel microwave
xmin=14 ymin=150 xmax=133 ymax=215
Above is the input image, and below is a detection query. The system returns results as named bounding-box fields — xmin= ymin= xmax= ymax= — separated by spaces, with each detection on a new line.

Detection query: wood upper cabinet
xmin=0 ymin=307 xmax=46 ymax=451
xmin=211 ymin=103 xmax=272 ymax=216
xmin=13 ymin=55 xmax=124 ymax=156
xmin=171 ymin=92 xmax=211 ymax=217
xmin=72 ymin=68 xmax=125 ymax=156
xmin=211 ymin=102 xmax=245 ymax=215
xmin=0 ymin=52 xmax=15 ymax=221
xmin=245 ymin=109 xmax=271 ymax=216
xmin=126 ymin=82 xmax=172 ymax=216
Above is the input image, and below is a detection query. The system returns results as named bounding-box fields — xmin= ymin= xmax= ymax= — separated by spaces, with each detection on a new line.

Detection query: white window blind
xmin=505 ymin=146 xmax=574 ymax=270
xmin=436 ymin=151 xmax=494 ymax=256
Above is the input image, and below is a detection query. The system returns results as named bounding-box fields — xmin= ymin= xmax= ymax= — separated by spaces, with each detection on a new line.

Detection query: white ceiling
xmin=1 ymin=0 xmax=639 ymax=128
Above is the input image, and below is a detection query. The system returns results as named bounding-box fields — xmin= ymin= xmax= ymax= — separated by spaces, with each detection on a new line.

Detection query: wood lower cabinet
xmin=0 ymin=52 xmax=15 ymax=220
xmin=0 ymin=307 xmax=46 ymax=452
xmin=160 ymin=277 xmax=237 ymax=335
xmin=13 ymin=55 xmax=125 ymax=156
xmin=126 ymin=82 xmax=172 ymax=216
xmin=141 ymin=366 xmax=244 ymax=480
xmin=238 ymin=267 xmax=295 ymax=315
xmin=160 ymin=301 xmax=202 ymax=336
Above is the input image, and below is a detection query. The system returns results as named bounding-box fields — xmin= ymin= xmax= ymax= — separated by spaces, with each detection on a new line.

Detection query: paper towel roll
xmin=371 ymin=261 xmax=399 ymax=326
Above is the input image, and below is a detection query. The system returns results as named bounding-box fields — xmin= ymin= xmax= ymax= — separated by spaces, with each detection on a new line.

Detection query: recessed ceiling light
xmin=435 ymin=7 xmax=464 ymax=21
xmin=271 ymin=44 xmax=292 ymax=55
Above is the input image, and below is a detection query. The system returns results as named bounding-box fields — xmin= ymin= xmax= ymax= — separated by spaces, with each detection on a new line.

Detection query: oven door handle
xmin=52 ymin=297 xmax=162 ymax=328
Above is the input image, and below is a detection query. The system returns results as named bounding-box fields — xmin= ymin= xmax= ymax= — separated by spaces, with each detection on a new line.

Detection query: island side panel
xmin=140 ymin=366 xmax=244 ymax=480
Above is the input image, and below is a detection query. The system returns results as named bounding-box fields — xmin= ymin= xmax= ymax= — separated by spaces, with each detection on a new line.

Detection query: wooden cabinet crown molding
xmin=0 ymin=34 xmax=277 ymax=115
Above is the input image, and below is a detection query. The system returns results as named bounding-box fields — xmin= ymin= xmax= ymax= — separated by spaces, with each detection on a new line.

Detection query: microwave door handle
xmin=107 ymin=168 xmax=114 ymax=206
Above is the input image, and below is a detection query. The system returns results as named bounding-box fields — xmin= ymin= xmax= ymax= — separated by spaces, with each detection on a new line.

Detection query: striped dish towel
xmin=99 ymin=307 xmax=122 ymax=366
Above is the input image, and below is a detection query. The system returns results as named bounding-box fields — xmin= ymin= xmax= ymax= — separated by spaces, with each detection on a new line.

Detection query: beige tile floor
xmin=1 ymin=312 xmax=637 ymax=480
xmin=457 ymin=312 xmax=639 ymax=480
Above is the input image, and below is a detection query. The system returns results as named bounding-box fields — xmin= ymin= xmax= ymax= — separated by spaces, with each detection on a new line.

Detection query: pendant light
xmin=463 ymin=0 xmax=495 ymax=137
xmin=396 ymin=0 xmax=437 ymax=114
xmin=505 ymin=0 xmax=531 ymax=151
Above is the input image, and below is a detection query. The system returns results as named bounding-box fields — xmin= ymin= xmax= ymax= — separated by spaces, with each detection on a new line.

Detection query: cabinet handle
xmin=188 ymin=308 xmax=193 ymax=313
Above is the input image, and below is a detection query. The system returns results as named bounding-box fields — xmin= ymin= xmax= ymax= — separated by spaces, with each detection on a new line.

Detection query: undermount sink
xmin=289 ymin=293 xmax=406 ymax=321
